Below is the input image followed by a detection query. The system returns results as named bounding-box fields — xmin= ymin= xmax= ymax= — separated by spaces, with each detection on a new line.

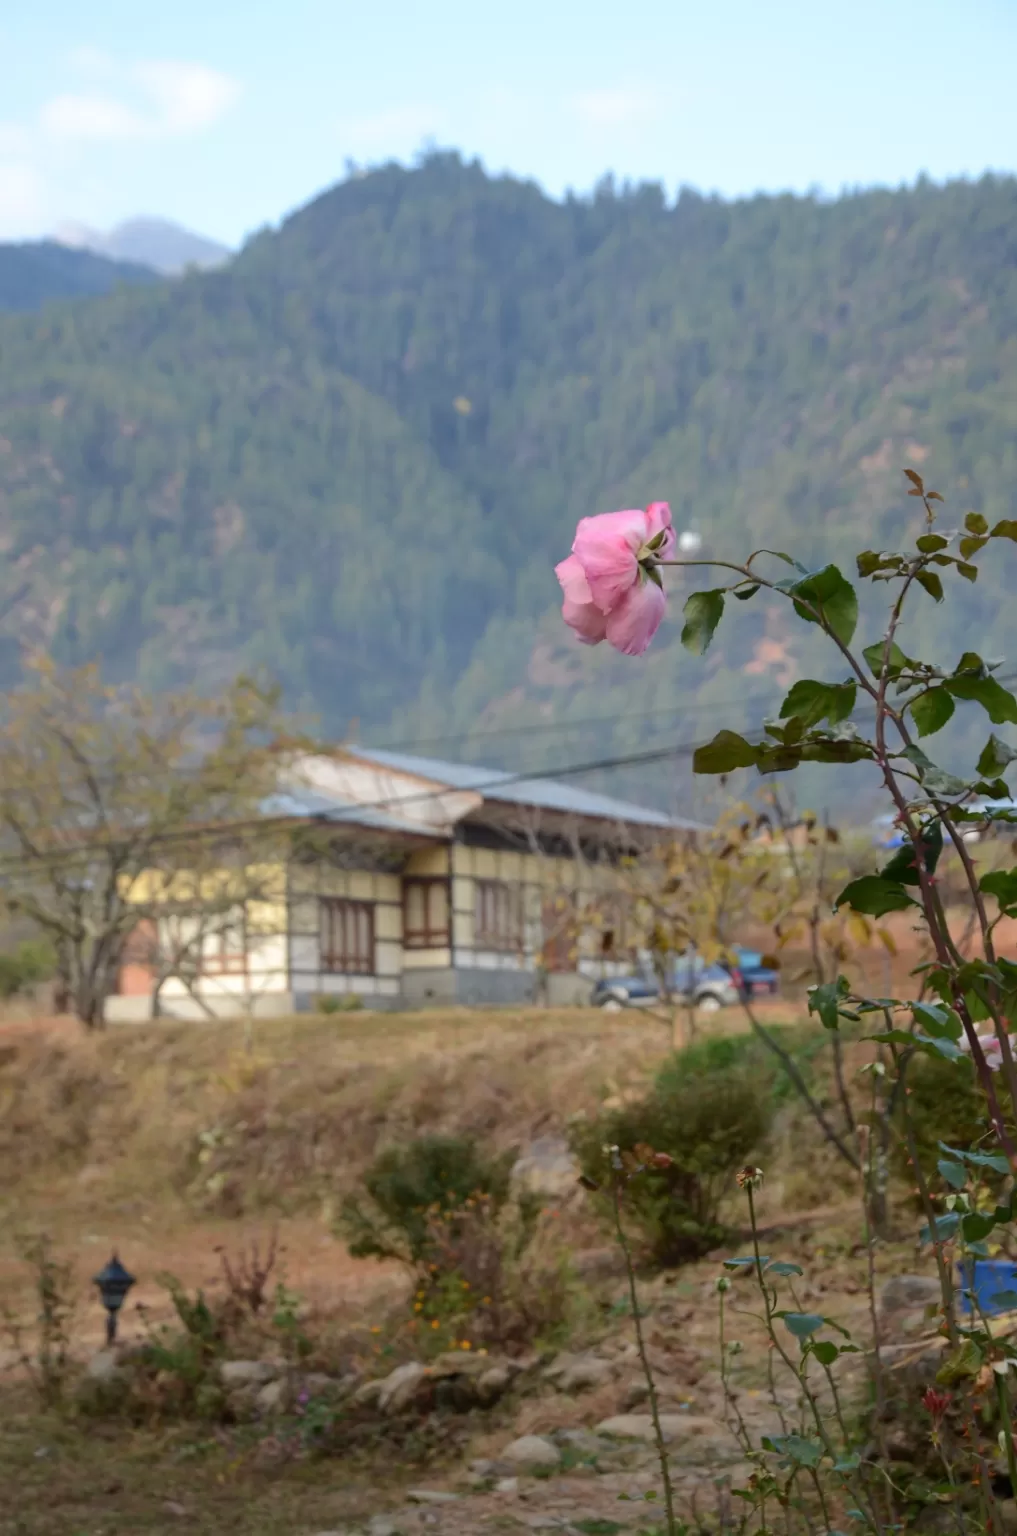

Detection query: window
xmin=474 ymin=880 xmax=522 ymax=952
xmin=200 ymin=910 xmax=247 ymax=974
xmin=319 ymin=898 xmax=375 ymax=975
xmin=403 ymin=878 xmax=450 ymax=949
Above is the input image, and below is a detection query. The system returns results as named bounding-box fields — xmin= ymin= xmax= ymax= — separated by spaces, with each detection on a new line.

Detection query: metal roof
xmin=259 ymin=788 xmax=442 ymax=839
xmin=344 ymin=746 xmax=700 ymax=831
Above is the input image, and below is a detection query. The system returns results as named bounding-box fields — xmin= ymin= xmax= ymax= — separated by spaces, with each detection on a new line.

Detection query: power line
xmin=0 ymin=726 xmax=766 ymax=878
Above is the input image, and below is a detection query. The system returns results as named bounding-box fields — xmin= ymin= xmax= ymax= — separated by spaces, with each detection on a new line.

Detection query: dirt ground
xmin=0 ymin=998 xmax=924 ymax=1535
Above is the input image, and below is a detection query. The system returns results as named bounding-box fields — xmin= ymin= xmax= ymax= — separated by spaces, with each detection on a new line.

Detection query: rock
xmin=220 ymin=1360 xmax=277 ymax=1388
xmin=255 ymin=1379 xmax=288 ymax=1415
xmin=500 ymin=1435 xmax=561 ymax=1472
xmin=86 ymin=1349 xmax=125 ymax=1384
xmin=619 ymin=1377 xmax=649 ymax=1410
xmin=554 ymin=1427 xmax=603 ymax=1454
xmin=162 ymin=1502 xmax=187 ymax=1518
xmin=468 ymin=1458 xmax=497 ymax=1476
xmin=352 ymin=1378 xmax=384 ymax=1410
xmin=407 ymin=1490 xmax=459 ymax=1504
xmin=596 ymin=1412 xmax=720 ymax=1444
xmin=512 ymin=1136 xmax=578 ymax=1196
xmin=880 ymin=1275 xmax=942 ymax=1316
xmin=476 ymin=1363 xmax=513 ymax=1402
xmin=545 ymin=1351 xmax=615 ymax=1393
xmin=494 ymin=1476 xmax=519 ymax=1494
xmin=368 ymin=1520 xmax=401 ymax=1536
xmin=378 ymin=1361 xmax=430 ymax=1415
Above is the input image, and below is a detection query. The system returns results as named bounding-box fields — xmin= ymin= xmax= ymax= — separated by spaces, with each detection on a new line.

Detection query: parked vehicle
xmin=731 ymin=947 xmax=780 ymax=997
xmin=591 ymin=955 xmax=746 ymax=1013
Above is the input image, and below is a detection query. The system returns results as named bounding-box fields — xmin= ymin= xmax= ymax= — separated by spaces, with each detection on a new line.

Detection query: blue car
xmin=732 ymin=947 xmax=781 ymax=997
xmin=591 ymin=955 xmax=747 ymax=1013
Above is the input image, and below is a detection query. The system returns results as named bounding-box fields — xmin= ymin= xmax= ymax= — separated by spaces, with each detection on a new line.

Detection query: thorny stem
xmin=717 ymin=1280 xmax=753 ymax=1453
xmin=860 ymin=1091 xmax=893 ymax=1529
xmin=745 ymin=1184 xmax=881 ymax=1535
xmin=896 ymin=1046 xmax=958 ymax=1345
xmin=610 ymin=1179 xmax=678 ymax=1535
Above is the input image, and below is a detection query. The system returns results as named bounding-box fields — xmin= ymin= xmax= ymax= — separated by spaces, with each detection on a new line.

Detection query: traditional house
xmin=107 ymin=746 xmax=697 ymax=1021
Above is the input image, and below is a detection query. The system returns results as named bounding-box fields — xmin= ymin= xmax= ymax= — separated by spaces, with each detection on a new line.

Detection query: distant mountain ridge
xmin=53 ymin=217 xmax=231 ymax=276
xmin=0 ymin=156 xmax=1014 ymax=808
xmin=0 ymin=241 xmax=158 ymax=312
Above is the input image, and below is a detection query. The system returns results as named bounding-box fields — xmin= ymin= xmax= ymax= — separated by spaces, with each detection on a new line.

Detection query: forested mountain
xmin=1 ymin=156 xmax=1017 ymax=803
xmin=0 ymin=241 xmax=157 ymax=311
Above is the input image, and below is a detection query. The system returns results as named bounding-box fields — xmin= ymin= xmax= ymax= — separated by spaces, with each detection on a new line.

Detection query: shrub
xmin=338 ymin=1133 xmax=519 ymax=1267
xmin=0 ymin=938 xmax=56 ymax=998
xmin=570 ymin=1054 xmax=772 ymax=1266
xmin=339 ymin=1133 xmax=571 ymax=1355
xmin=894 ymin=1051 xmax=1011 ymax=1197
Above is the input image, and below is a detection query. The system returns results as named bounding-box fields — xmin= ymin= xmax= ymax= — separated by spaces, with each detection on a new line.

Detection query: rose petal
xmin=645 ymin=501 xmax=675 ymax=557
xmin=572 ymin=510 xmax=646 ymax=612
xmin=562 ymin=593 xmax=608 ymax=645
xmin=605 ymin=576 xmax=666 ymax=655
xmin=555 ymin=553 xmax=594 ymax=605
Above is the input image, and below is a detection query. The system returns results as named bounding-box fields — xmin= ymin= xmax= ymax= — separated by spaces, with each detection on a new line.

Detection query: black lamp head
xmin=93 ymin=1253 xmax=136 ymax=1314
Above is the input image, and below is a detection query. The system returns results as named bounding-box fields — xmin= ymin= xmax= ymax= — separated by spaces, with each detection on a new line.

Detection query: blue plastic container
xmin=957 ymin=1259 xmax=1017 ymax=1317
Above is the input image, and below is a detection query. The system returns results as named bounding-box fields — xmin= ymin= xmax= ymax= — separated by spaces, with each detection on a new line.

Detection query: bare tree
xmin=0 ymin=659 xmax=296 ymax=1027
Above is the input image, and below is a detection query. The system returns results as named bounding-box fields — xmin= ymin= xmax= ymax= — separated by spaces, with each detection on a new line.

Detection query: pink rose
xmin=554 ymin=501 xmax=674 ymax=656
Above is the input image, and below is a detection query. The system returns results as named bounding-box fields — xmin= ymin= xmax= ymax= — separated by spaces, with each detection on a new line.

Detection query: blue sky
xmin=3 ymin=0 xmax=1016 ymax=246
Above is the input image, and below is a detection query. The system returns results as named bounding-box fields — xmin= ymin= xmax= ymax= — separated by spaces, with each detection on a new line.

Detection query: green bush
xmin=894 ymin=1052 xmax=1011 ymax=1197
xmin=338 ymin=1133 xmax=519 ymax=1267
xmin=570 ymin=1053 xmax=772 ymax=1266
xmin=0 ymin=938 xmax=56 ymax=998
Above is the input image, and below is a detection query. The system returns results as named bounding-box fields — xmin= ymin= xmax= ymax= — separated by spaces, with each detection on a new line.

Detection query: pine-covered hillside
xmin=1 ymin=156 xmax=1017 ymax=796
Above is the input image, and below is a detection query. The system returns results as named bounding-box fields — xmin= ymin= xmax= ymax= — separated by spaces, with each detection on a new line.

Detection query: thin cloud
xmin=572 ymin=85 xmax=663 ymax=131
xmin=39 ymin=59 xmax=241 ymax=144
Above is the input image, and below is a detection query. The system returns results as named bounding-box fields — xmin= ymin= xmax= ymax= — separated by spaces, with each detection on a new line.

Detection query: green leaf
xmin=856 ymin=550 xmax=884 ymax=576
xmin=965 ymin=511 xmax=989 ymax=535
xmin=939 ymin=1143 xmax=1010 ymax=1173
xmin=766 ymin=1261 xmax=804 ymax=1277
xmin=811 ymin=1340 xmax=840 ymax=1366
xmin=937 ymin=1159 xmax=968 ymax=1190
xmin=946 ymin=674 xmax=1017 ymax=725
xmin=917 ymin=533 xmax=948 ymax=552
xmin=862 ymin=639 xmax=908 ymax=678
xmin=991 ymin=520 xmax=1017 ymax=541
xmin=681 ymin=590 xmax=726 ymax=655
xmin=781 ymin=1311 xmax=824 ymax=1338
xmin=977 ymin=734 xmax=1017 ymax=779
xmin=733 ymin=583 xmax=760 ymax=601
xmin=789 ymin=565 xmax=858 ymax=645
xmin=916 ymin=569 xmax=944 ymax=602
xmin=808 ymin=975 xmax=851 ymax=1030
xmin=880 ymin=820 xmax=944 ymax=882
xmin=959 ymin=534 xmax=989 ymax=559
xmin=692 ymin=730 xmax=759 ymax=775
xmin=723 ymin=1256 xmax=768 ymax=1270
xmin=956 ymin=562 xmax=979 ymax=582
xmin=979 ymin=868 xmax=1017 ymax=914
xmin=910 ymin=688 xmax=955 ymax=738
xmin=920 ymin=1212 xmax=961 ymax=1244
xmin=762 ymin=1434 xmax=823 ymax=1468
xmin=834 ymin=876 xmax=915 ymax=916
xmin=937 ymin=1338 xmax=983 ymax=1385
xmin=779 ymin=679 xmax=856 ymax=729
xmin=988 ymin=1289 xmax=1017 ymax=1310
xmin=913 ymin=1001 xmax=962 ymax=1040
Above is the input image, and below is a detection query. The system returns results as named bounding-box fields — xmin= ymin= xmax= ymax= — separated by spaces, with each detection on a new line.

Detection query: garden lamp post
xmin=93 ymin=1254 xmax=136 ymax=1346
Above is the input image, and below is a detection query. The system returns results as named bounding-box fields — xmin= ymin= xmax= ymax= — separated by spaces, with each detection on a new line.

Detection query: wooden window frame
xmin=473 ymin=879 xmax=523 ymax=953
xmin=402 ymin=877 xmax=451 ymax=950
xmin=319 ymin=897 xmax=376 ymax=976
